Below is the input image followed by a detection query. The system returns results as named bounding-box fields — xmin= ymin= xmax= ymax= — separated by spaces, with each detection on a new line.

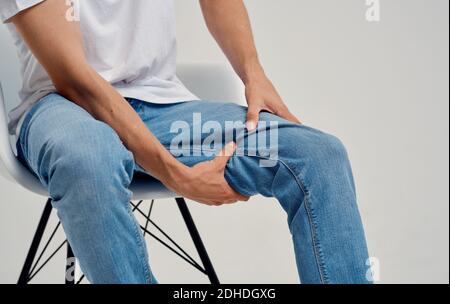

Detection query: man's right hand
xmin=164 ymin=142 xmax=249 ymax=206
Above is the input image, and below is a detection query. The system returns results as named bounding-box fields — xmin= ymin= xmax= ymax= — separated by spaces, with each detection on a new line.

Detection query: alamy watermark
xmin=65 ymin=0 xmax=80 ymax=22
xmin=366 ymin=257 xmax=381 ymax=282
xmin=66 ymin=256 xmax=382 ymax=283
xmin=169 ymin=113 xmax=279 ymax=168
xmin=366 ymin=0 xmax=381 ymax=22
xmin=64 ymin=1 xmax=382 ymax=24
xmin=66 ymin=257 xmax=76 ymax=283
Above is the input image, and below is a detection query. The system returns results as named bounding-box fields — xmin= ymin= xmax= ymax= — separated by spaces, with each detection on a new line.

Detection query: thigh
xmin=139 ymin=100 xmax=248 ymax=165
xmin=140 ymin=100 xmax=247 ymax=143
xmin=18 ymin=93 xmax=129 ymax=184
xmin=139 ymin=99 xmax=341 ymax=169
xmin=139 ymin=100 xmax=292 ymax=166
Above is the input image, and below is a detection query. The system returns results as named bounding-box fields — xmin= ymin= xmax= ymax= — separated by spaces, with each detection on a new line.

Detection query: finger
xmin=246 ymin=104 xmax=260 ymax=131
xmin=214 ymin=141 xmax=237 ymax=167
xmin=239 ymin=195 xmax=250 ymax=202
xmin=231 ymin=190 xmax=250 ymax=202
xmin=277 ymin=108 xmax=301 ymax=124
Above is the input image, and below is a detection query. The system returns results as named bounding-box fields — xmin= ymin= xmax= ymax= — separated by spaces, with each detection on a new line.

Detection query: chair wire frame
xmin=17 ymin=198 xmax=220 ymax=284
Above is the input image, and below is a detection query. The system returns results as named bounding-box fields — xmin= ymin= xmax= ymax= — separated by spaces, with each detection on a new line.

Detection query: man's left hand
xmin=245 ymin=71 xmax=301 ymax=131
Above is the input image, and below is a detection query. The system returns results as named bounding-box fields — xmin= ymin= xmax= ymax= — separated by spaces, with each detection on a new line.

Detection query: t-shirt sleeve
xmin=0 ymin=0 xmax=45 ymax=23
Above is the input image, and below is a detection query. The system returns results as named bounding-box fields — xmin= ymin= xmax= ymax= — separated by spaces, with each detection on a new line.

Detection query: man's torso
xmin=1 ymin=0 xmax=197 ymax=136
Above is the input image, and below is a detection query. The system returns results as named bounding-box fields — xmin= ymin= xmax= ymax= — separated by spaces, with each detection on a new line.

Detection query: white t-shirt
xmin=0 ymin=0 xmax=198 ymax=137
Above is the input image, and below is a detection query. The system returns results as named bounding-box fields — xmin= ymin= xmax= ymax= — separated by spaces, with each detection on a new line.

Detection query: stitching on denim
xmin=122 ymin=150 xmax=152 ymax=283
xmin=122 ymin=147 xmax=153 ymax=283
xmin=162 ymin=144 xmax=329 ymax=283
xmin=127 ymin=205 xmax=152 ymax=284
xmin=276 ymin=159 xmax=329 ymax=283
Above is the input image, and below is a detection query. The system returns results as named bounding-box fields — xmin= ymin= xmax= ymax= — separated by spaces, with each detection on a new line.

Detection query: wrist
xmin=138 ymin=143 xmax=190 ymax=188
xmin=241 ymin=57 xmax=265 ymax=85
xmin=158 ymin=156 xmax=191 ymax=189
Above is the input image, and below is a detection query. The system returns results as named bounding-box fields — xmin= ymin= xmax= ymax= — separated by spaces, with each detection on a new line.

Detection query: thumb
xmin=214 ymin=142 xmax=237 ymax=168
xmin=246 ymin=105 xmax=260 ymax=131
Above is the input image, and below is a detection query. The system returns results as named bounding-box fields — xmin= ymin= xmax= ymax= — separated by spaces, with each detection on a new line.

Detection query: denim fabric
xmin=17 ymin=93 xmax=371 ymax=284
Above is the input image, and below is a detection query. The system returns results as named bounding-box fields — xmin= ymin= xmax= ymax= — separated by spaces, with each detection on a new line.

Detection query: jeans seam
xmin=123 ymin=150 xmax=152 ymax=284
xmin=277 ymin=159 xmax=329 ymax=283
xmin=163 ymin=144 xmax=329 ymax=283
xmin=127 ymin=205 xmax=152 ymax=284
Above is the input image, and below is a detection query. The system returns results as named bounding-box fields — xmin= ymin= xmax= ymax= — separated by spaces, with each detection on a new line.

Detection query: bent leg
xmin=18 ymin=94 xmax=156 ymax=284
xmin=139 ymin=100 xmax=370 ymax=284
xmin=224 ymin=115 xmax=370 ymax=284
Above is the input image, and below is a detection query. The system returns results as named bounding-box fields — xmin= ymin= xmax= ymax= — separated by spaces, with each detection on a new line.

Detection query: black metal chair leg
xmin=176 ymin=197 xmax=220 ymax=284
xmin=19 ymin=197 xmax=220 ymax=284
xmin=18 ymin=198 xmax=53 ymax=284
xmin=66 ymin=244 xmax=75 ymax=284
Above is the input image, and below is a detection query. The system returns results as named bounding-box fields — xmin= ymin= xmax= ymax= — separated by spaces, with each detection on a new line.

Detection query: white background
xmin=0 ymin=0 xmax=448 ymax=283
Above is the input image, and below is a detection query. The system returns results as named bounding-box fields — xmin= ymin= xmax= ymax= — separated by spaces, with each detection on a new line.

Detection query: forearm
xmin=10 ymin=0 xmax=188 ymax=186
xmin=200 ymin=0 xmax=264 ymax=84
xmin=59 ymin=66 xmax=187 ymax=185
xmin=201 ymin=0 xmax=300 ymax=127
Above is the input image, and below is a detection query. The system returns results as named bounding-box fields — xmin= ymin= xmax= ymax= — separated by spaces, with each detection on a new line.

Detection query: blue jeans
xmin=17 ymin=93 xmax=370 ymax=284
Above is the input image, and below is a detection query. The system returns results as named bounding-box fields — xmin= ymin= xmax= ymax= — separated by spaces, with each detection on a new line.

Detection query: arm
xmin=11 ymin=0 xmax=246 ymax=205
xmin=200 ymin=0 xmax=300 ymax=129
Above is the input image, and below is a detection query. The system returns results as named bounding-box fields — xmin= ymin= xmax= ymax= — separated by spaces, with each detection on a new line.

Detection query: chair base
xmin=18 ymin=198 xmax=220 ymax=284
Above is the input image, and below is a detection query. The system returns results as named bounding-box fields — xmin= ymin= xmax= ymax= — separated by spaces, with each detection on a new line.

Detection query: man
xmin=1 ymin=0 xmax=370 ymax=284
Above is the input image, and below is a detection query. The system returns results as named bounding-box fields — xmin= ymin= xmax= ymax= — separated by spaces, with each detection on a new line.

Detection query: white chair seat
xmin=1 ymin=168 xmax=177 ymax=200
xmin=131 ymin=174 xmax=177 ymax=200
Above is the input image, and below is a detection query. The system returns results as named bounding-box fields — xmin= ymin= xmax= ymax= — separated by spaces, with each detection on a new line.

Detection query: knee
xmin=301 ymin=131 xmax=352 ymax=180
xmin=280 ymin=125 xmax=351 ymax=172
xmin=315 ymin=132 xmax=349 ymax=165
xmin=45 ymin=120 xmax=135 ymax=197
